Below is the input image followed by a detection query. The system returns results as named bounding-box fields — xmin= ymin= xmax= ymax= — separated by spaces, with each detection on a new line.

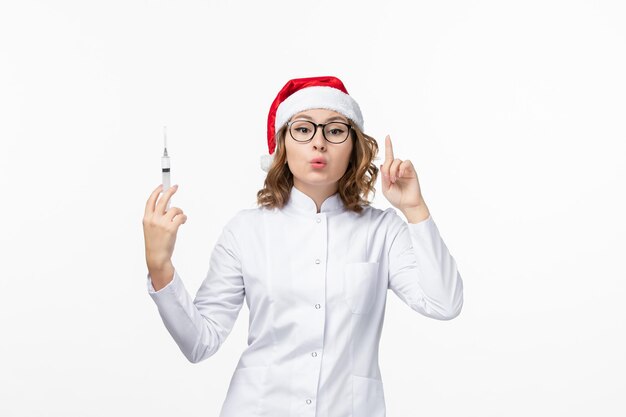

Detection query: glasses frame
xmin=286 ymin=119 xmax=353 ymax=144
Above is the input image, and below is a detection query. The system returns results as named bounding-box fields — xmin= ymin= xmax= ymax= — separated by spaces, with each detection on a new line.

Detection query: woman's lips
xmin=310 ymin=157 xmax=327 ymax=169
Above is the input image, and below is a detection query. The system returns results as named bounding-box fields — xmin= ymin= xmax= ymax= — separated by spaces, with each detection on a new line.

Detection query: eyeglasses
xmin=287 ymin=119 xmax=352 ymax=144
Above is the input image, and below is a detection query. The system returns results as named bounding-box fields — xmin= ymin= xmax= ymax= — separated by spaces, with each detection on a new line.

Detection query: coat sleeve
xmin=386 ymin=210 xmax=464 ymax=320
xmin=146 ymin=223 xmax=245 ymax=363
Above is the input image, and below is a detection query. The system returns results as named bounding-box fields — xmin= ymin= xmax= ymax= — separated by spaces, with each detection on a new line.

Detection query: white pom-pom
xmin=260 ymin=153 xmax=275 ymax=172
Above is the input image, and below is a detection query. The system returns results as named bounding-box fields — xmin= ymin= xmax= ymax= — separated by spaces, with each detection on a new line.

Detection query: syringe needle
xmin=163 ymin=126 xmax=168 ymax=157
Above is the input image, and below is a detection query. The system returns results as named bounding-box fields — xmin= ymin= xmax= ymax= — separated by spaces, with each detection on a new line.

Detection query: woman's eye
xmin=329 ymin=129 xmax=344 ymax=135
xmin=296 ymin=128 xmax=310 ymax=133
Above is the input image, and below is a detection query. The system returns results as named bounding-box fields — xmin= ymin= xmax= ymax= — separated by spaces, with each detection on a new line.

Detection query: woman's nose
xmin=311 ymin=128 xmax=326 ymax=150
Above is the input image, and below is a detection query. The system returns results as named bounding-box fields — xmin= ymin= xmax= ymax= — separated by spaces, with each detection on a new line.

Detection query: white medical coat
xmin=147 ymin=185 xmax=464 ymax=417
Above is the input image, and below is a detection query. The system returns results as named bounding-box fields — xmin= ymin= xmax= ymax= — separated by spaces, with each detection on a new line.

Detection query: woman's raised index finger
xmin=144 ymin=184 xmax=163 ymax=215
xmin=385 ymin=135 xmax=394 ymax=162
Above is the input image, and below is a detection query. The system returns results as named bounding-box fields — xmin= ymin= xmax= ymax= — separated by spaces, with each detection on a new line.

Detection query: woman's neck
xmin=293 ymin=181 xmax=338 ymax=213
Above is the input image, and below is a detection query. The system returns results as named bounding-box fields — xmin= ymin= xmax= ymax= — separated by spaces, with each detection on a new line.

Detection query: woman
xmin=142 ymin=76 xmax=464 ymax=417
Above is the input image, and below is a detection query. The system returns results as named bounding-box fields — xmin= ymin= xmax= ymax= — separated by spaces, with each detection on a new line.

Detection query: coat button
xmin=315 ymin=304 xmax=321 ymax=309
xmin=306 ymin=399 xmax=312 ymax=404
xmin=315 ymin=259 xmax=320 ymax=264
xmin=316 ymin=218 xmax=321 ymax=223
xmin=311 ymin=352 xmax=317 ymax=357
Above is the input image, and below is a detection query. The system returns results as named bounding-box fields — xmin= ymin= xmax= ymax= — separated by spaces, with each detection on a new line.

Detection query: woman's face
xmin=284 ymin=108 xmax=353 ymax=192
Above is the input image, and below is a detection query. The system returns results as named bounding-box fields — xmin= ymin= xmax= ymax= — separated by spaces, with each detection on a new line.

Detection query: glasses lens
xmin=323 ymin=122 xmax=350 ymax=143
xmin=290 ymin=120 xmax=316 ymax=142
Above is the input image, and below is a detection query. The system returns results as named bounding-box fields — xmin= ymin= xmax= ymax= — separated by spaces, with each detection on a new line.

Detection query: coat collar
xmin=284 ymin=185 xmax=345 ymax=215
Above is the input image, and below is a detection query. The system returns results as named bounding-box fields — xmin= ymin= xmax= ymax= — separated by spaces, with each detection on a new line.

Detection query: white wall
xmin=1 ymin=0 xmax=624 ymax=415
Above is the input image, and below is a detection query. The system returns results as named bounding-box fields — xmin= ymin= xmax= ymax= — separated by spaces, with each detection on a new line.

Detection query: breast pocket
xmin=343 ymin=262 xmax=380 ymax=315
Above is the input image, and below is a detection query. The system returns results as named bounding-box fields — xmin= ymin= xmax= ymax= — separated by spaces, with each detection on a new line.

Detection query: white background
xmin=1 ymin=0 xmax=624 ymax=415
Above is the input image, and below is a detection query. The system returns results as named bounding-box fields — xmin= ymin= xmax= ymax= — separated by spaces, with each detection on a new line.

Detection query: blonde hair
xmin=256 ymin=121 xmax=379 ymax=214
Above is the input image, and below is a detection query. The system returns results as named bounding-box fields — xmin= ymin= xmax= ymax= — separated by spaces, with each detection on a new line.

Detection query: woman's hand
xmin=380 ymin=135 xmax=429 ymax=218
xmin=142 ymin=184 xmax=187 ymax=272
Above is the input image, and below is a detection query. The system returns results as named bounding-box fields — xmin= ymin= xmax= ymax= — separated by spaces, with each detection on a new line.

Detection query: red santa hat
xmin=261 ymin=76 xmax=364 ymax=172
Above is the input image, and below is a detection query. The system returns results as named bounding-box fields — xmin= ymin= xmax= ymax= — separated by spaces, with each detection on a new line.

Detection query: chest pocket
xmin=343 ymin=262 xmax=380 ymax=315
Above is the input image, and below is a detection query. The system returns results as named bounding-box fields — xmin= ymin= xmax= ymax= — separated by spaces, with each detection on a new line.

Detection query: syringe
xmin=161 ymin=126 xmax=171 ymax=210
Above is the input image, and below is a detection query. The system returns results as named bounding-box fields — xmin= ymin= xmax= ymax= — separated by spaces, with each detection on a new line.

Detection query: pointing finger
xmin=385 ymin=135 xmax=394 ymax=162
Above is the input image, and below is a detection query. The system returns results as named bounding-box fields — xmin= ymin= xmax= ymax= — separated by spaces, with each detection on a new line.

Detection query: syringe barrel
xmin=161 ymin=156 xmax=171 ymax=210
xmin=162 ymin=172 xmax=171 ymax=210
xmin=161 ymin=156 xmax=171 ymax=190
xmin=162 ymin=171 xmax=171 ymax=191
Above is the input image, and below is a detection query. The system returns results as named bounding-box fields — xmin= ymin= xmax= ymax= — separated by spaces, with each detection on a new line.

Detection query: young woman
xmin=142 ymin=76 xmax=464 ymax=417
